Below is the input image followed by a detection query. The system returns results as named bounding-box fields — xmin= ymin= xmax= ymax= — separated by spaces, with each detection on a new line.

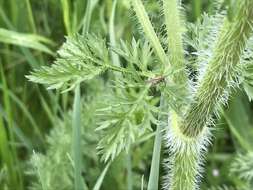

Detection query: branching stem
xmin=181 ymin=0 xmax=253 ymax=137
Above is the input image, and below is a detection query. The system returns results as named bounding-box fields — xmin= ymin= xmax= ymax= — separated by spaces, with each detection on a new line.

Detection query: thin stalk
xmin=0 ymin=84 xmax=43 ymax=141
xmin=82 ymin=0 xmax=91 ymax=34
xmin=129 ymin=3 xmax=175 ymax=189
xmin=72 ymin=86 xmax=88 ymax=190
xmin=0 ymin=66 xmax=23 ymax=189
xmin=25 ymin=0 xmax=45 ymax=66
xmin=109 ymin=0 xmax=120 ymax=67
xmin=60 ymin=0 xmax=72 ymax=129
xmin=109 ymin=3 xmax=132 ymax=189
xmin=0 ymin=108 xmax=16 ymax=188
xmin=93 ymin=162 xmax=111 ymax=190
xmin=126 ymin=152 xmax=133 ymax=190
xmin=72 ymin=0 xmax=97 ymax=188
xmin=25 ymin=0 xmax=37 ymax=33
xmin=10 ymin=0 xmax=18 ymax=26
xmin=163 ymin=0 xmax=188 ymax=85
xmin=61 ymin=0 xmax=72 ymax=35
xmin=79 ymin=0 xmax=99 ymax=32
xmin=147 ymin=96 xmax=165 ymax=190
xmin=192 ymin=0 xmax=201 ymax=21
xmin=131 ymin=0 xmax=167 ymax=65
xmin=0 ymin=6 xmax=40 ymax=68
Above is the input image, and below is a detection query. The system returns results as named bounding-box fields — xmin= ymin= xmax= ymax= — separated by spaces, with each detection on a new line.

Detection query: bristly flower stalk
xmin=164 ymin=0 xmax=253 ymax=189
xmin=162 ymin=0 xmax=188 ymax=87
xmin=27 ymin=0 xmax=253 ymax=189
xmin=182 ymin=0 xmax=253 ymax=137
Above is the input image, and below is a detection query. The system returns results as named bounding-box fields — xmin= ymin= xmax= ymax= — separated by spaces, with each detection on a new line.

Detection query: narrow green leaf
xmin=147 ymin=97 xmax=164 ymax=190
xmin=25 ymin=0 xmax=37 ymax=33
xmin=0 ymin=107 xmax=15 ymax=187
xmin=82 ymin=0 xmax=92 ymax=34
xmin=126 ymin=152 xmax=133 ymax=190
xmin=0 ymin=84 xmax=43 ymax=141
xmin=61 ymin=0 xmax=72 ymax=35
xmin=0 ymin=28 xmax=54 ymax=54
xmin=109 ymin=0 xmax=120 ymax=67
xmin=0 ymin=66 xmax=22 ymax=189
xmin=72 ymin=86 xmax=87 ymax=190
xmin=0 ymin=106 xmax=33 ymax=153
xmin=93 ymin=162 xmax=111 ymax=190
xmin=192 ymin=0 xmax=202 ymax=21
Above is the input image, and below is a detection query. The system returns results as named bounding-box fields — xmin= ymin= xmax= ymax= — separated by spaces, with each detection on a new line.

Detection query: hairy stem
xmin=165 ymin=111 xmax=211 ymax=190
xmin=182 ymin=0 xmax=253 ymax=137
xmin=162 ymin=0 xmax=188 ymax=85
xmin=131 ymin=0 xmax=167 ymax=65
xmin=165 ymin=1 xmax=253 ymax=190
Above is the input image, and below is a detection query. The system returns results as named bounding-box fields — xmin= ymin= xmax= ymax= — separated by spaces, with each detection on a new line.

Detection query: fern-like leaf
xmin=27 ymin=34 xmax=110 ymax=91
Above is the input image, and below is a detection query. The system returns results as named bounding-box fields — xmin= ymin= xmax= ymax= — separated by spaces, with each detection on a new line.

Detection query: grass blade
xmin=0 ymin=66 xmax=23 ymax=189
xmin=147 ymin=97 xmax=164 ymax=190
xmin=82 ymin=0 xmax=92 ymax=34
xmin=126 ymin=152 xmax=133 ymax=190
xmin=93 ymin=162 xmax=111 ymax=190
xmin=61 ymin=0 xmax=72 ymax=35
xmin=0 ymin=107 xmax=16 ymax=188
xmin=72 ymin=85 xmax=87 ymax=190
xmin=192 ymin=0 xmax=201 ymax=21
xmin=0 ymin=28 xmax=54 ymax=55
xmin=0 ymin=106 xmax=33 ymax=152
xmin=25 ymin=0 xmax=37 ymax=33
xmin=0 ymin=84 xmax=44 ymax=141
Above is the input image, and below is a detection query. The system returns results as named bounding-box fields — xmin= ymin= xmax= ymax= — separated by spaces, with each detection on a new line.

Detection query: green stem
xmin=147 ymin=96 xmax=165 ymax=190
xmin=126 ymin=152 xmax=133 ymax=190
xmin=0 ymin=66 xmax=23 ymax=189
xmin=61 ymin=0 xmax=72 ymax=35
xmin=182 ymin=0 xmax=253 ymax=137
xmin=82 ymin=0 xmax=92 ymax=34
xmin=192 ymin=0 xmax=201 ymax=21
xmin=109 ymin=0 xmax=120 ymax=67
xmin=162 ymin=0 xmax=189 ymax=113
xmin=165 ymin=112 xmax=211 ymax=190
xmin=165 ymin=1 xmax=253 ymax=189
xmin=72 ymin=85 xmax=88 ymax=190
xmin=131 ymin=0 xmax=167 ymax=65
xmin=25 ymin=0 xmax=37 ymax=33
xmin=162 ymin=0 xmax=188 ymax=85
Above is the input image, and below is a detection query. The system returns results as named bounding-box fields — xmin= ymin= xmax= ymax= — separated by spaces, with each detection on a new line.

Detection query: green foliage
xmin=96 ymin=85 xmax=157 ymax=162
xmin=0 ymin=28 xmax=54 ymax=54
xmin=27 ymin=34 xmax=110 ymax=91
xmin=208 ymin=186 xmax=236 ymax=190
xmin=2 ymin=0 xmax=253 ymax=190
xmin=231 ymin=152 xmax=253 ymax=183
xmin=28 ymin=121 xmax=74 ymax=190
xmin=240 ymin=37 xmax=253 ymax=101
xmin=27 ymin=91 xmax=100 ymax=190
xmin=27 ymin=0 xmax=253 ymax=189
xmin=96 ymin=38 xmax=159 ymax=162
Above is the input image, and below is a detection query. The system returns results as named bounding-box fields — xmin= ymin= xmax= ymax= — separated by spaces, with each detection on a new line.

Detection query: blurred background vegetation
xmin=0 ymin=0 xmax=252 ymax=189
